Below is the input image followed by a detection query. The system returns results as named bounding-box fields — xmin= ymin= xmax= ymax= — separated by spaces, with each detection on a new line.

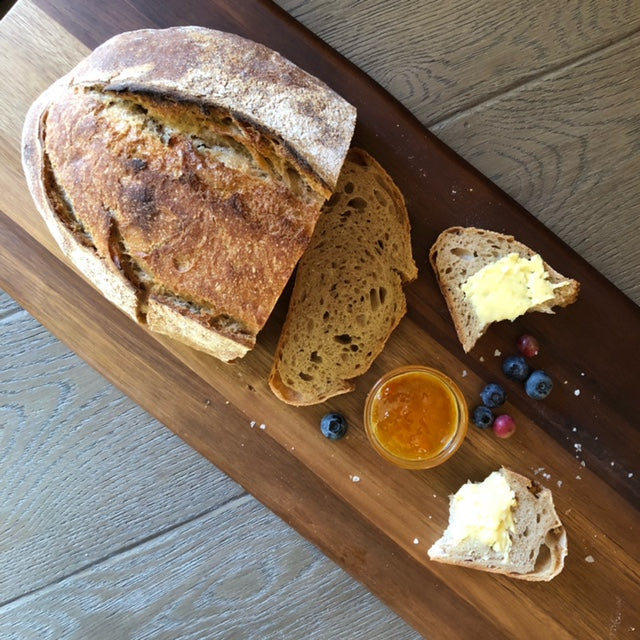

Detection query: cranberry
xmin=493 ymin=414 xmax=516 ymax=438
xmin=517 ymin=334 xmax=539 ymax=358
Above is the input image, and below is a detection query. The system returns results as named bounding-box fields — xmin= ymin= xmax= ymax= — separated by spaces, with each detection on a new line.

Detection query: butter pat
xmin=460 ymin=253 xmax=564 ymax=325
xmin=447 ymin=471 xmax=516 ymax=558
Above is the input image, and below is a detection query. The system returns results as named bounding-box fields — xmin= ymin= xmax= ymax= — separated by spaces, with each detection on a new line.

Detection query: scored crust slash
xmin=22 ymin=26 xmax=356 ymax=362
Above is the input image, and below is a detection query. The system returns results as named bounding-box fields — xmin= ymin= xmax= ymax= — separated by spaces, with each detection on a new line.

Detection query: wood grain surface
xmin=1 ymin=1 xmax=639 ymax=638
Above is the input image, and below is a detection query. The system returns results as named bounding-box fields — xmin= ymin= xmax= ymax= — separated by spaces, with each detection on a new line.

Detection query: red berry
xmin=517 ymin=334 xmax=539 ymax=358
xmin=493 ymin=414 xmax=516 ymax=438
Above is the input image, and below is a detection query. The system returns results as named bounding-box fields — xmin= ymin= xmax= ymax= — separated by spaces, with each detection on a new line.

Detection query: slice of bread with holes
xmin=429 ymin=227 xmax=580 ymax=352
xmin=428 ymin=467 xmax=567 ymax=581
xmin=269 ymin=148 xmax=418 ymax=405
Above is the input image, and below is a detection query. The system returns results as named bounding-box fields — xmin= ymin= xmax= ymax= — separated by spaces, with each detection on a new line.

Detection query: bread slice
xmin=269 ymin=148 xmax=418 ymax=405
xmin=428 ymin=467 xmax=567 ymax=581
xmin=429 ymin=226 xmax=580 ymax=352
xmin=22 ymin=27 xmax=356 ymax=362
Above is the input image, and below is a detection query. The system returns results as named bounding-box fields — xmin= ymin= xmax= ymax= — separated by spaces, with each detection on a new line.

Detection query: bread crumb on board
xmin=532 ymin=466 xmax=552 ymax=481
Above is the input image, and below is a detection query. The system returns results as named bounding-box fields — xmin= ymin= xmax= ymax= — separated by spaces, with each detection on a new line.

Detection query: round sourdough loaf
xmin=22 ymin=26 xmax=356 ymax=361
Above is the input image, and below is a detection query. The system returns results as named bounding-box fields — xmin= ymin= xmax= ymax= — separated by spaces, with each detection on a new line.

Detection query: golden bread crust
xmin=21 ymin=27 xmax=356 ymax=361
xmin=66 ymin=26 xmax=356 ymax=195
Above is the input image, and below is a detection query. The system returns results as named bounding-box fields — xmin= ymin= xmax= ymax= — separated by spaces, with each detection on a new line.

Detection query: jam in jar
xmin=364 ymin=366 xmax=468 ymax=469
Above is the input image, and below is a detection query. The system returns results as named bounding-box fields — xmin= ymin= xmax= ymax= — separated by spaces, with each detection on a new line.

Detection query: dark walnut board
xmin=1 ymin=1 xmax=638 ymax=637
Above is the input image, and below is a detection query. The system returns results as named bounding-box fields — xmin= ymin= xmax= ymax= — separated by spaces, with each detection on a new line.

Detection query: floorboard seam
xmin=0 ymin=291 xmax=26 ymax=323
xmin=429 ymin=24 xmax=640 ymax=129
xmin=0 ymin=492 xmax=253 ymax=611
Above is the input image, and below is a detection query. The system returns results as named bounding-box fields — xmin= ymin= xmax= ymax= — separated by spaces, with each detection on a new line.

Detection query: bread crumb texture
xmin=269 ymin=148 xmax=417 ymax=405
xmin=428 ymin=467 xmax=567 ymax=581
xmin=429 ymin=227 xmax=579 ymax=352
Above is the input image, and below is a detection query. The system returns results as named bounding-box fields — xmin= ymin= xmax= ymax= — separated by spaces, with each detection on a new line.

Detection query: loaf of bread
xmin=429 ymin=227 xmax=580 ymax=352
xmin=428 ymin=467 xmax=567 ymax=581
xmin=22 ymin=26 xmax=356 ymax=361
xmin=269 ymin=148 xmax=418 ymax=405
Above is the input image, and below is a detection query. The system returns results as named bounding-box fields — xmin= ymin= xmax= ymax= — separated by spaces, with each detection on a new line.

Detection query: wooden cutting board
xmin=1 ymin=0 xmax=638 ymax=637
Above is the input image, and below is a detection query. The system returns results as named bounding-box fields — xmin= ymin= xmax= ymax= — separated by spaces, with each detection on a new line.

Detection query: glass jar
xmin=364 ymin=365 xmax=468 ymax=469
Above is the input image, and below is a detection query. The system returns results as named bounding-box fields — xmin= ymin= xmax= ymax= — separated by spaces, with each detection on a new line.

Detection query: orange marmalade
xmin=364 ymin=366 xmax=468 ymax=469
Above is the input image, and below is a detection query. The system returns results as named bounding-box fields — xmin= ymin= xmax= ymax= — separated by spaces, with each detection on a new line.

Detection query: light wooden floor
xmin=2 ymin=0 xmax=639 ymax=637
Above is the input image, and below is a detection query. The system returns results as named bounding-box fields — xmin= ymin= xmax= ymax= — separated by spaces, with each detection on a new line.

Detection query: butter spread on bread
xmin=444 ymin=470 xmax=516 ymax=560
xmin=460 ymin=253 xmax=570 ymax=325
xmin=429 ymin=227 xmax=580 ymax=352
xmin=269 ymin=148 xmax=418 ymax=405
xmin=428 ymin=467 xmax=567 ymax=581
xmin=22 ymin=27 xmax=356 ymax=361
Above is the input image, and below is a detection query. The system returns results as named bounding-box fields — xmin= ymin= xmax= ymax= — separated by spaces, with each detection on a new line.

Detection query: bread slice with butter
xmin=429 ymin=227 xmax=580 ymax=352
xmin=22 ymin=26 xmax=356 ymax=362
xmin=428 ymin=467 xmax=567 ymax=581
xmin=269 ymin=148 xmax=418 ymax=405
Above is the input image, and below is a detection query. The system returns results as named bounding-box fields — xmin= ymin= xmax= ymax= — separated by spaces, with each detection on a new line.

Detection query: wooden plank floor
xmin=1 ymin=290 xmax=420 ymax=638
xmin=1 ymin=0 xmax=638 ymax=637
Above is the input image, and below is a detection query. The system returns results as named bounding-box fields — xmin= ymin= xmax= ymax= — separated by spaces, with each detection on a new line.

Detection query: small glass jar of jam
xmin=364 ymin=366 xmax=468 ymax=469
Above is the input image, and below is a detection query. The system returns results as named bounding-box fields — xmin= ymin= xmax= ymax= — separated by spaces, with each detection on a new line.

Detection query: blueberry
xmin=480 ymin=383 xmax=506 ymax=408
xmin=472 ymin=405 xmax=495 ymax=429
xmin=525 ymin=370 xmax=553 ymax=400
xmin=320 ymin=412 xmax=348 ymax=440
xmin=502 ymin=355 xmax=530 ymax=382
